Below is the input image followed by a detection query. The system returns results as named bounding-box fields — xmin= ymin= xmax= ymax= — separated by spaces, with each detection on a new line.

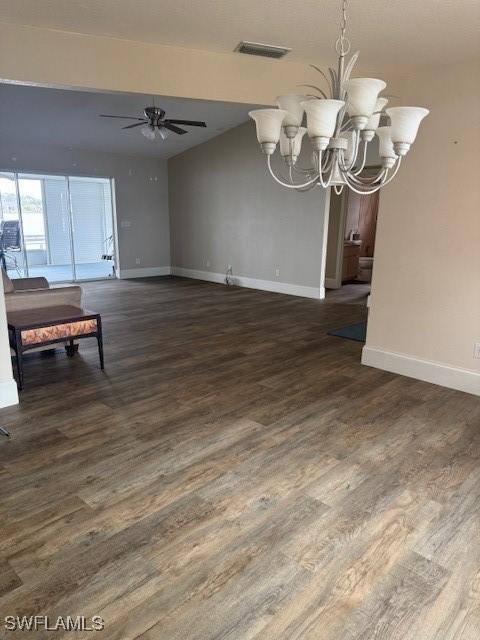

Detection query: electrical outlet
xmin=275 ymin=268 xmax=280 ymax=277
xmin=206 ymin=260 xmax=210 ymax=268
xmin=120 ymin=220 xmax=131 ymax=229
xmin=474 ymin=342 xmax=480 ymax=359
xmin=135 ymin=258 xmax=141 ymax=265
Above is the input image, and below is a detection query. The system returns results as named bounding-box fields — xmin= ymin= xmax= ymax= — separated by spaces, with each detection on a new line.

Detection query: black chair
xmin=0 ymin=220 xmax=22 ymax=274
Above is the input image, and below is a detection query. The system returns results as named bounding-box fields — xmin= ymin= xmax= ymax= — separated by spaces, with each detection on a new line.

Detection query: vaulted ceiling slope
xmin=0 ymin=0 xmax=478 ymax=72
xmin=0 ymin=83 xmax=257 ymax=159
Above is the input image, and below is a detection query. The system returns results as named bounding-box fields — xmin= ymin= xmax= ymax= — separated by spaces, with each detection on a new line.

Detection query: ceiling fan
xmin=99 ymin=105 xmax=207 ymax=141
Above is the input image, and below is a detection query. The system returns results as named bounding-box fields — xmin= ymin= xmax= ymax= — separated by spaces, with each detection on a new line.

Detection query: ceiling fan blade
xmin=99 ymin=114 xmax=146 ymax=120
xmin=163 ymin=123 xmax=188 ymax=135
xmin=122 ymin=122 xmax=147 ymax=130
xmin=165 ymin=119 xmax=207 ymax=128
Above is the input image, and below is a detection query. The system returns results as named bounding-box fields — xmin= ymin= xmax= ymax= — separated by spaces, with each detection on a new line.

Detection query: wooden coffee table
xmin=7 ymin=305 xmax=104 ymax=390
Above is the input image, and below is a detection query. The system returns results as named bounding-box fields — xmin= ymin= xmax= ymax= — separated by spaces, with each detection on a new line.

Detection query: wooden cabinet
xmin=342 ymin=243 xmax=361 ymax=282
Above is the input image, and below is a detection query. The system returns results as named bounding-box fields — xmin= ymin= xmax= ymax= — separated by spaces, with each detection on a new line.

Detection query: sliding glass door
xmin=0 ymin=172 xmax=115 ymax=283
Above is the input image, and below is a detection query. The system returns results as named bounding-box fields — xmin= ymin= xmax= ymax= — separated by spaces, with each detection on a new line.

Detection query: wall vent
xmin=234 ymin=41 xmax=291 ymax=59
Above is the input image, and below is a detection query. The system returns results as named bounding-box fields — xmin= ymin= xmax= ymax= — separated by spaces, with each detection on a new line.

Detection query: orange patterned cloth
xmin=21 ymin=319 xmax=97 ymax=346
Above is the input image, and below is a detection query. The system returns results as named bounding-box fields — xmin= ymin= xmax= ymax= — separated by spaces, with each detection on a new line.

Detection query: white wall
xmin=168 ymin=122 xmax=329 ymax=299
xmin=363 ymin=61 xmax=480 ymax=395
xmin=0 ymin=142 xmax=170 ymax=274
xmin=0 ymin=275 xmax=18 ymax=408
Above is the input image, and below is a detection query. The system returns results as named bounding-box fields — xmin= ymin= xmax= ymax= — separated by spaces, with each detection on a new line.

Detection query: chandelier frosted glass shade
xmin=279 ymin=127 xmax=307 ymax=158
xmin=365 ymin=97 xmax=389 ymax=131
xmin=376 ymin=127 xmax=396 ymax=159
xmin=301 ymin=99 xmax=345 ymax=138
xmin=386 ymin=106 xmax=430 ymax=144
xmin=346 ymin=78 xmax=387 ymax=117
xmin=276 ymin=95 xmax=306 ymax=127
xmin=249 ymin=109 xmax=287 ymax=144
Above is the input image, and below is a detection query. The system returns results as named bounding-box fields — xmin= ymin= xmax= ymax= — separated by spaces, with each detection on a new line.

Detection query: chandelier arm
xmin=342 ymin=163 xmax=387 ymax=188
xmin=352 ymin=156 xmax=402 ymax=187
xmin=294 ymin=180 xmax=320 ymax=193
xmin=334 ymin=185 xmax=345 ymax=195
xmin=345 ymin=168 xmax=385 ymax=185
xmin=290 ymin=161 xmax=319 ymax=176
xmin=289 ymin=165 xmax=319 ymax=186
xmin=337 ymin=150 xmax=385 ymax=185
xmin=318 ymin=151 xmax=330 ymax=188
xmin=376 ymin=157 xmax=402 ymax=186
xmin=343 ymin=174 xmax=386 ymax=195
xmin=267 ymin=156 xmax=319 ymax=189
xmin=343 ymin=158 xmax=402 ymax=194
xmin=319 ymin=150 xmax=339 ymax=189
xmin=321 ymin=149 xmax=334 ymax=172
xmin=352 ymin=141 xmax=368 ymax=175
xmin=344 ymin=168 xmax=386 ymax=186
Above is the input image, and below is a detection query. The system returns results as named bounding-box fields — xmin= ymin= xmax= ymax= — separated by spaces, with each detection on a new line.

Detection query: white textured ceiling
xmin=0 ymin=83 xmax=257 ymax=158
xmin=0 ymin=0 xmax=478 ymax=71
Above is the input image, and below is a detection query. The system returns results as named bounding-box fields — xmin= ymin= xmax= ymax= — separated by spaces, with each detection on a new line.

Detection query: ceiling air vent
xmin=234 ymin=41 xmax=291 ymax=59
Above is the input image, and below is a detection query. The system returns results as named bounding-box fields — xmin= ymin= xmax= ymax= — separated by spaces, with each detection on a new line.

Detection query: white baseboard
xmin=362 ymin=346 xmax=480 ymax=396
xmin=171 ymin=267 xmax=324 ymax=300
xmin=0 ymin=378 xmax=19 ymax=408
xmin=118 ymin=266 xmax=172 ymax=279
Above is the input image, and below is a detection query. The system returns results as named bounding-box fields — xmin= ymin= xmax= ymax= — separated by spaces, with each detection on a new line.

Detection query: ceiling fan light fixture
xmin=141 ymin=124 xmax=156 ymax=141
xmin=158 ymin=127 xmax=170 ymax=140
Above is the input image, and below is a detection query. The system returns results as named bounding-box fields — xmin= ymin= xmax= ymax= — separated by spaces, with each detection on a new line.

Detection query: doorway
xmin=0 ymin=171 xmax=116 ymax=283
xmin=325 ymin=177 xmax=380 ymax=292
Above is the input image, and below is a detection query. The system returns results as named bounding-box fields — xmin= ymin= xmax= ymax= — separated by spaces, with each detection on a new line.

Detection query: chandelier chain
xmin=340 ymin=0 xmax=348 ymax=41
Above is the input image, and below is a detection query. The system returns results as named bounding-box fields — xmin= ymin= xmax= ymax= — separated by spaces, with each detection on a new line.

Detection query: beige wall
xmin=169 ymin=122 xmax=328 ymax=296
xmin=364 ymin=61 xmax=480 ymax=393
xmin=0 ymin=276 xmax=18 ymax=408
xmin=0 ymin=21 xmax=323 ymax=106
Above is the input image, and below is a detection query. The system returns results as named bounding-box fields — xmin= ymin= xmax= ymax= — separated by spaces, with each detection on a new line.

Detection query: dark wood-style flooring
xmin=0 ymin=277 xmax=479 ymax=639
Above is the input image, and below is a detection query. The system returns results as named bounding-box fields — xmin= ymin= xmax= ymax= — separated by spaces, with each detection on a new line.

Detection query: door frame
xmin=325 ymin=188 xmax=348 ymax=290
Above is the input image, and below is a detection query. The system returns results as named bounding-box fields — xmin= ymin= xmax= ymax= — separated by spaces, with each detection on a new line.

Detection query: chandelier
xmin=248 ymin=0 xmax=429 ymax=195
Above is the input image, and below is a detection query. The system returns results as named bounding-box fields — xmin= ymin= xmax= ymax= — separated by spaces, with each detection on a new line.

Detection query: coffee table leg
xmin=96 ymin=317 xmax=104 ymax=370
xmin=15 ymin=330 xmax=24 ymax=390
xmin=65 ymin=340 xmax=79 ymax=357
